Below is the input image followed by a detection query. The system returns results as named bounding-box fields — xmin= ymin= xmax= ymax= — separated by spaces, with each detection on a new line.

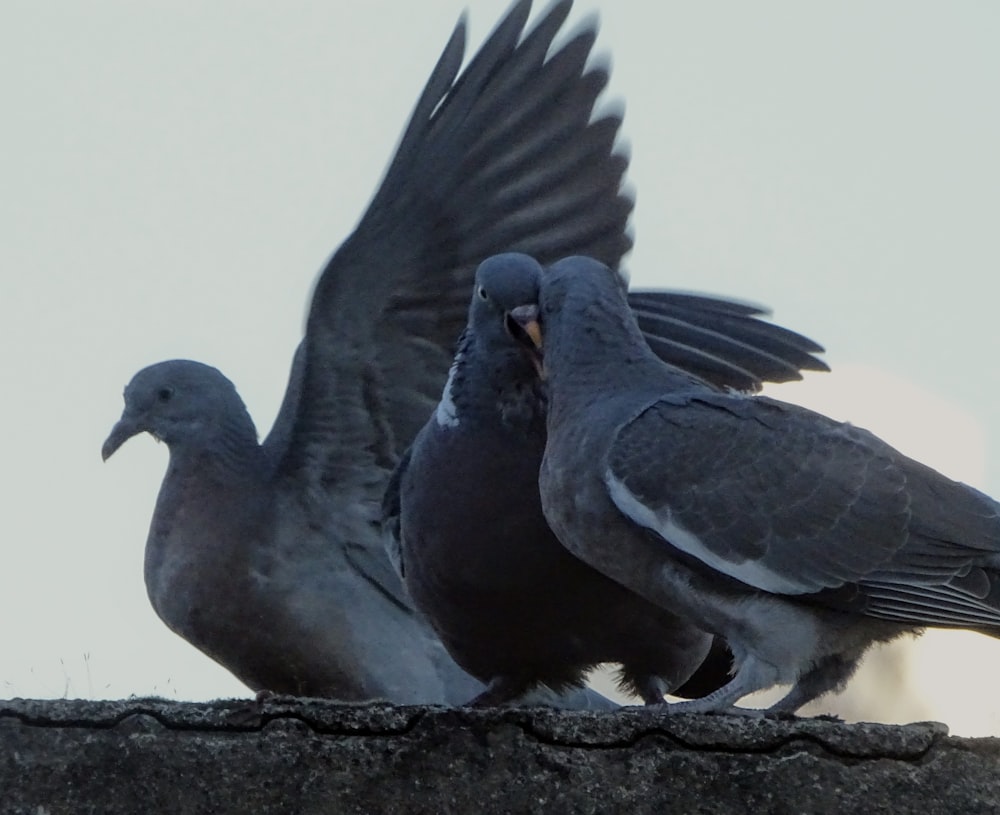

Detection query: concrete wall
xmin=4 ymin=697 xmax=1000 ymax=813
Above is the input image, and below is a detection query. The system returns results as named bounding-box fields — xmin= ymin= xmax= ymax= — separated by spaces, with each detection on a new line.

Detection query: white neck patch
xmin=434 ymin=354 xmax=462 ymax=429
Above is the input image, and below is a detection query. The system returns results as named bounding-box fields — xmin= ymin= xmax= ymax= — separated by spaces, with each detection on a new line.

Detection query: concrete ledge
xmin=3 ymin=698 xmax=1000 ymax=813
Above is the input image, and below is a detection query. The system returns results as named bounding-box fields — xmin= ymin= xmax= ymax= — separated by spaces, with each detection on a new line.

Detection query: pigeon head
xmin=536 ymin=255 xmax=646 ymax=370
xmin=541 ymin=255 xmax=627 ymax=318
xmin=102 ymin=360 xmax=257 ymax=460
xmin=431 ymin=253 xmax=549 ymax=430
xmin=471 ymin=253 xmax=543 ymax=338
xmin=469 ymin=253 xmax=545 ymax=373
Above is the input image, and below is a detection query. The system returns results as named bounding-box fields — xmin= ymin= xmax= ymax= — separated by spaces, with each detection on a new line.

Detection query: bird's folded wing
xmin=605 ymin=389 xmax=1000 ymax=629
xmin=604 ymin=392 xmax=915 ymax=595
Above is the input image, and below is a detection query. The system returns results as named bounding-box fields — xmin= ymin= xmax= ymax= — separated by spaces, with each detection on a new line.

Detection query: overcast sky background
xmin=2 ymin=2 xmax=998 ymax=735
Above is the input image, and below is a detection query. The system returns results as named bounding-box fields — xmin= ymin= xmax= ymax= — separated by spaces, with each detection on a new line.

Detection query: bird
xmin=385 ymin=252 xmax=829 ymax=705
xmin=502 ymin=253 xmax=1000 ymax=715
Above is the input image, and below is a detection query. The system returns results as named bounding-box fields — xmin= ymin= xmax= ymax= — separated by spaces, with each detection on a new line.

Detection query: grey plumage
xmin=385 ymin=253 xmax=828 ymax=705
xmin=527 ymin=254 xmax=1000 ymax=714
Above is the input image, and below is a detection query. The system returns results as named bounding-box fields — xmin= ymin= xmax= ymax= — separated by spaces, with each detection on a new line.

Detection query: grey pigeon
xmin=521 ymin=254 xmax=1000 ymax=714
xmin=385 ymin=253 xmax=829 ymax=705
xmin=103 ymin=0 xmax=651 ymax=705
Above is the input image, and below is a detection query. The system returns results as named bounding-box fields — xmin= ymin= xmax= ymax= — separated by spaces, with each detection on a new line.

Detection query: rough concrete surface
xmin=3 ymin=697 xmax=1000 ymax=814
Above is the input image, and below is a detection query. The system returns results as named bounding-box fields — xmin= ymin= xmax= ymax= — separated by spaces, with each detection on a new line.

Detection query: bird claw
xmin=651 ymin=698 xmax=768 ymax=718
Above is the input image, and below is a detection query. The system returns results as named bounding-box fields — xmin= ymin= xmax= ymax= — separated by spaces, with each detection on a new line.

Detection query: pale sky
xmin=2 ymin=2 xmax=998 ymax=735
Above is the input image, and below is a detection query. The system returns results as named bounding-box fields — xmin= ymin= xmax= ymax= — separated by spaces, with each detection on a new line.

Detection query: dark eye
xmin=477 ymin=286 xmax=489 ymax=301
xmin=157 ymin=387 xmax=174 ymax=403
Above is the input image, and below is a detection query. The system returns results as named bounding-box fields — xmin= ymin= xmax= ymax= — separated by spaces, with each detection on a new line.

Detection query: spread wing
xmin=271 ymin=0 xmax=633 ymax=487
xmin=627 ymin=290 xmax=828 ymax=392
xmin=269 ymin=1 xmax=831 ymax=503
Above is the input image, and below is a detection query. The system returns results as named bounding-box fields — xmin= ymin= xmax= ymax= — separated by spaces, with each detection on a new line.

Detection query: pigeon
xmin=385 ymin=253 xmax=829 ymax=705
xmin=514 ymin=253 xmax=1000 ymax=714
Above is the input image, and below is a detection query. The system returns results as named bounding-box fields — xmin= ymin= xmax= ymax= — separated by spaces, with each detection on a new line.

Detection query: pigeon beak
xmin=101 ymin=415 xmax=142 ymax=461
xmin=506 ymin=304 xmax=545 ymax=379
xmin=506 ymin=304 xmax=543 ymax=350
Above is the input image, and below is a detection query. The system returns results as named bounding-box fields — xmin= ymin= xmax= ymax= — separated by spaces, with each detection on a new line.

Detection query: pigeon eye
xmin=476 ymin=286 xmax=489 ymax=301
xmin=157 ymin=387 xmax=174 ymax=403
